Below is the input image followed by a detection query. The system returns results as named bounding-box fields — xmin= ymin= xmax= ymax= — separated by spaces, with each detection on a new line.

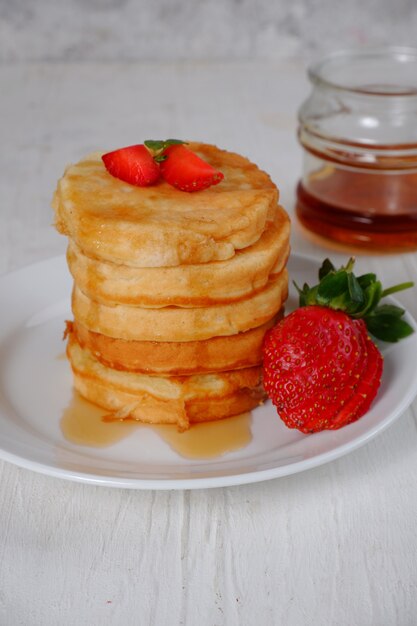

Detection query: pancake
xmin=53 ymin=143 xmax=278 ymax=268
xmin=71 ymin=268 xmax=288 ymax=342
xmin=67 ymin=207 xmax=290 ymax=308
xmin=72 ymin=314 xmax=281 ymax=375
xmin=66 ymin=205 xmax=290 ymax=306
xmin=67 ymin=333 xmax=266 ymax=430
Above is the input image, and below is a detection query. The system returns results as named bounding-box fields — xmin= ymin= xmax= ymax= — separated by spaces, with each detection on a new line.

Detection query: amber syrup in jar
xmin=296 ymin=48 xmax=417 ymax=251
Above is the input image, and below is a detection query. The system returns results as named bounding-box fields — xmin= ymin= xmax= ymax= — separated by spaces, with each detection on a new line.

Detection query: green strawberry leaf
xmin=365 ymin=314 xmax=414 ymax=342
xmin=357 ymin=273 xmax=377 ymax=289
xmin=165 ymin=138 xmax=186 ymax=146
xmin=319 ymin=258 xmax=335 ymax=280
xmin=296 ymin=256 xmax=414 ymax=342
xmin=351 ymin=281 xmax=383 ymax=318
xmin=317 ymin=270 xmax=348 ymax=303
xmin=304 ymin=285 xmax=319 ymax=306
xmin=294 ymin=281 xmax=321 ymax=307
xmin=144 ymin=139 xmax=187 ymax=162
xmin=293 ymin=281 xmax=309 ymax=307
xmin=144 ymin=140 xmax=166 ymax=152
xmin=372 ymin=303 xmax=406 ymax=318
xmin=144 ymin=139 xmax=186 ymax=153
xmin=347 ymin=272 xmax=365 ymax=305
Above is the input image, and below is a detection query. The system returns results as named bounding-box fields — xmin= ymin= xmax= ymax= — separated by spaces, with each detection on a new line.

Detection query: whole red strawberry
xmin=263 ymin=258 xmax=413 ymax=433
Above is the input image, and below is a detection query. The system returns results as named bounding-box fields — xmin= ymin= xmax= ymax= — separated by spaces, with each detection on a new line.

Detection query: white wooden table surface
xmin=1 ymin=61 xmax=417 ymax=626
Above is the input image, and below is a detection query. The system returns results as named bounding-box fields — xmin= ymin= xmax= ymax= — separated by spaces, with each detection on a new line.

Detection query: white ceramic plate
xmin=1 ymin=254 xmax=417 ymax=490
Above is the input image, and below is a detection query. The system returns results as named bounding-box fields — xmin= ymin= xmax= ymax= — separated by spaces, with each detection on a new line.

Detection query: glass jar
xmin=296 ymin=47 xmax=417 ymax=251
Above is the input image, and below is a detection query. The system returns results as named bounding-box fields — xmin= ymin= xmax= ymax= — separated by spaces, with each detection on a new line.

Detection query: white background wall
xmin=1 ymin=0 xmax=416 ymax=62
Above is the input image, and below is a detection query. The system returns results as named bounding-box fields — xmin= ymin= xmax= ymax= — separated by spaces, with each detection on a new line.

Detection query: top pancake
xmin=53 ymin=143 xmax=278 ymax=268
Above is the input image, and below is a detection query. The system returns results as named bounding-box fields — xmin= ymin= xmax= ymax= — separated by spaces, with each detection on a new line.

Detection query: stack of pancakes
xmin=53 ymin=143 xmax=290 ymax=430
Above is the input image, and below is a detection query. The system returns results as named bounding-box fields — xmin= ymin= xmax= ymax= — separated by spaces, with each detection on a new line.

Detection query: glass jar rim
xmin=308 ymin=46 xmax=417 ymax=97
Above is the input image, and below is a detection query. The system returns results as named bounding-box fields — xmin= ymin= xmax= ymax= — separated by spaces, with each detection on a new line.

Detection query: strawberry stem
xmin=381 ymin=281 xmax=414 ymax=297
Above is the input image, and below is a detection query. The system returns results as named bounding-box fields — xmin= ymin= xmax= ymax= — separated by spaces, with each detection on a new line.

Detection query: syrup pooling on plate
xmin=61 ymin=390 xmax=252 ymax=458
xmin=61 ymin=391 xmax=137 ymax=447
xmin=154 ymin=413 xmax=252 ymax=459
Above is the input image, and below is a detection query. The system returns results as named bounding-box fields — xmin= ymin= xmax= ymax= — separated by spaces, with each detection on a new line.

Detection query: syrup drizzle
xmin=61 ymin=391 xmax=252 ymax=458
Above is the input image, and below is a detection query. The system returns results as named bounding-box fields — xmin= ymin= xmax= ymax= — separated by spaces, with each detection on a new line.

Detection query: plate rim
xmin=1 ymin=252 xmax=417 ymax=490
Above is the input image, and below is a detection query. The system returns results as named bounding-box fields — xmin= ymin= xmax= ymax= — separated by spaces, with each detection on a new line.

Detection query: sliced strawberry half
xmin=263 ymin=307 xmax=372 ymax=433
xmin=327 ymin=333 xmax=383 ymax=430
xmin=281 ymin=320 xmax=372 ymax=433
xmin=102 ymin=144 xmax=160 ymax=187
xmin=159 ymin=144 xmax=224 ymax=192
